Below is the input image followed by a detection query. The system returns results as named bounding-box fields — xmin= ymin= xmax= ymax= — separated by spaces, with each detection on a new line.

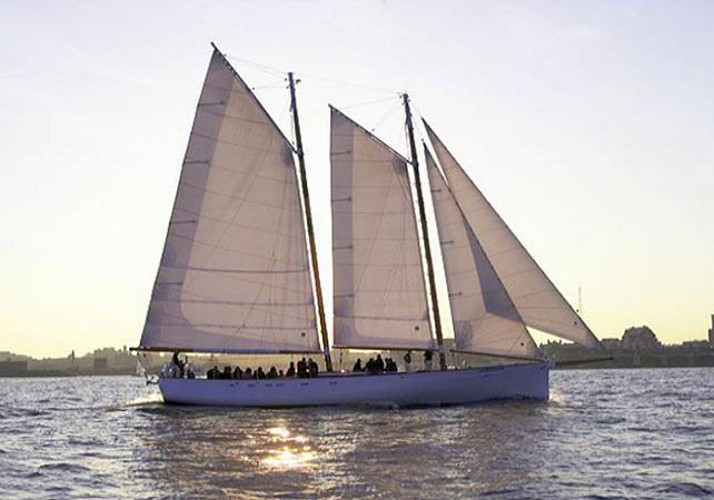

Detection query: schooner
xmin=136 ymin=44 xmax=606 ymax=407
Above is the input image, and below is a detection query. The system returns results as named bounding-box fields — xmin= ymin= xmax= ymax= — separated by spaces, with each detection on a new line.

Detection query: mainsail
xmin=331 ymin=107 xmax=433 ymax=349
xmin=423 ymin=121 xmax=602 ymax=349
xmin=140 ymin=48 xmax=320 ymax=353
xmin=425 ymin=147 xmax=541 ymax=358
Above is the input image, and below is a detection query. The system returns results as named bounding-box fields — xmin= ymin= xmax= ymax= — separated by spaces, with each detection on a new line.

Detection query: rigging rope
xmin=297 ymin=71 xmax=398 ymax=95
xmin=222 ymin=53 xmax=286 ymax=77
xmin=221 ymin=51 xmax=409 ymax=141
xmin=223 ymin=51 xmax=398 ymax=96
xmin=339 ymin=96 xmax=400 ymax=110
xmin=369 ymin=98 xmax=402 ymax=134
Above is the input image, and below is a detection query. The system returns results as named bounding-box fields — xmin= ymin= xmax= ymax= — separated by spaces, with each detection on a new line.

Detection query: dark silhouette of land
xmin=543 ymin=325 xmax=714 ymax=368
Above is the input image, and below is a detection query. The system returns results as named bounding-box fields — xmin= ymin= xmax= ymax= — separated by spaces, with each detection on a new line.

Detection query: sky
xmin=1 ymin=0 xmax=713 ymax=358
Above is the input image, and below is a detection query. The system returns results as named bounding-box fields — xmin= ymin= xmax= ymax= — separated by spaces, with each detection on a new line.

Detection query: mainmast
xmin=288 ymin=72 xmax=333 ymax=372
xmin=402 ymin=94 xmax=447 ymax=371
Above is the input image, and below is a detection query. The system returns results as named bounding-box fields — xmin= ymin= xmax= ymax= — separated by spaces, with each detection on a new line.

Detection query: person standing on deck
xmin=403 ymin=351 xmax=412 ymax=372
xmin=423 ymin=350 xmax=433 ymax=371
xmin=171 ymin=351 xmax=184 ymax=378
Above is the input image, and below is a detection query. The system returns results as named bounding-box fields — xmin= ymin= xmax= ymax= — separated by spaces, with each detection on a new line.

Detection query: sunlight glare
xmin=262 ymin=447 xmax=318 ymax=469
xmin=263 ymin=426 xmax=316 ymax=469
xmin=268 ymin=426 xmax=291 ymax=439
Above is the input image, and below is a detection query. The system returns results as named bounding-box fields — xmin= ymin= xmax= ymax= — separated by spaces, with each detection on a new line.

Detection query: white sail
xmin=331 ymin=107 xmax=433 ymax=349
xmin=424 ymin=121 xmax=602 ymax=349
xmin=140 ymin=48 xmax=320 ymax=353
xmin=425 ymin=148 xmax=541 ymax=358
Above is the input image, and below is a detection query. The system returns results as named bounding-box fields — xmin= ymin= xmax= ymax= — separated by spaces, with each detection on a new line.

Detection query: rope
xmin=340 ymin=96 xmax=401 ymax=110
xmin=295 ymin=71 xmax=398 ymax=95
xmin=222 ymin=53 xmax=286 ymax=77
xmin=223 ymin=52 xmax=399 ymax=96
xmin=369 ymin=98 xmax=402 ymax=134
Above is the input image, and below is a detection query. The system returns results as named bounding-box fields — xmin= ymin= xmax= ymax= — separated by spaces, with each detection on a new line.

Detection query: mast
xmin=402 ymin=93 xmax=447 ymax=371
xmin=288 ymin=72 xmax=333 ymax=372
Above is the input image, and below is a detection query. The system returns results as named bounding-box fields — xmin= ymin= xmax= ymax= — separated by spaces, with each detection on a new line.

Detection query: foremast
xmin=402 ymin=94 xmax=447 ymax=371
xmin=288 ymin=72 xmax=333 ymax=372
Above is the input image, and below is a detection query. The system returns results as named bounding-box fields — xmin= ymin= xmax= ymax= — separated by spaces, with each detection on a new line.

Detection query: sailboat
xmin=136 ymin=44 xmax=607 ymax=407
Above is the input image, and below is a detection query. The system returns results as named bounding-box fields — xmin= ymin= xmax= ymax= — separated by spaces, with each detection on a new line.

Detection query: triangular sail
xmin=425 ymin=147 xmax=541 ymax=358
xmin=139 ymin=48 xmax=320 ymax=353
xmin=331 ymin=107 xmax=433 ymax=349
xmin=424 ymin=121 xmax=603 ymax=349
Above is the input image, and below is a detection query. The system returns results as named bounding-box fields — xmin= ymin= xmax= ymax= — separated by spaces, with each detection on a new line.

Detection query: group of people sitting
xmin=164 ymin=350 xmax=436 ymax=380
xmin=351 ymin=354 xmax=399 ymax=374
xmin=205 ymin=357 xmax=320 ymax=380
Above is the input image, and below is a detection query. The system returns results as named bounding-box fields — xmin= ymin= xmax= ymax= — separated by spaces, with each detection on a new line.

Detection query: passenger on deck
xmin=256 ymin=367 xmax=266 ymax=379
xmin=385 ymin=358 xmax=398 ymax=372
xmin=233 ymin=365 xmax=243 ymax=379
xmin=352 ymin=358 xmax=363 ymax=372
xmin=207 ymin=365 xmax=219 ymax=379
xmin=308 ymin=358 xmax=318 ymax=378
xmin=297 ymin=358 xmax=308 ymax=378
xmin=182 ymin=355 xmax=190 ymax=377
xmin=171 ymin=351 xmax=185 ymax=378
xmin=286 ymin=361 xmax=296 ymax=377
xmin=183 ymin=358 xmax=195 ymax=379
xmin=220 ymin=366 xmax=232 ymax=379
xmin=267 ymin=366 xmax=278 ymax=379
xmin=241 ymin=368 xmax=253 ymax=380
xmin=375 ymin=354 xmax=385 ymax=372
xmin=403 ymin=351 xmax=412 ymax=372
xmin=424 ymin=350 xmax=434 ymax=371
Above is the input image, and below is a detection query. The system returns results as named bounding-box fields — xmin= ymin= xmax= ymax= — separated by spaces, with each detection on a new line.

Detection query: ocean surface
xmin=1 ymin=368 xmax=712 ymax=499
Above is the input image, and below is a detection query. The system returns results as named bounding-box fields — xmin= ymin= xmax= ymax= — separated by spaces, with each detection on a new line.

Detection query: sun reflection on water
xmin=268 ymin=426 xmax=291 ymax=439
xmin=124 ymin=391 xmax=164 ymax=406
xmin=262 ymin=426 xmax=317 ymax=469
xmin=262 ymin=447 xmax=318 ymax=468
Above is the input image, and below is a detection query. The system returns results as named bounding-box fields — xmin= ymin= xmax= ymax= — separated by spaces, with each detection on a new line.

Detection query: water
xmin=1 ymin=369 xmax=712 ymax=499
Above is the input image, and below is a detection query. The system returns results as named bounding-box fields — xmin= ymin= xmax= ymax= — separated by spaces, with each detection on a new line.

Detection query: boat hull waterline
xmin=158 ymin=362 xmax=549 ymax=407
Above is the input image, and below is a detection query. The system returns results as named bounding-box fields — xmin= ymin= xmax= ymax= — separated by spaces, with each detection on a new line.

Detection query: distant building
xmin=621 ymin=326 xmax=661 ymax=350
xmin=93 ymin=357 xmax=108 ymax=373
xmin=682 ymin=340 xmax=711 ymax=349
xmin=0 ymin=360 xmax=28 ymax=376
xmin=601 ymin=338 xmax=622 ymax=350
xmin=709 ymin=315 xmax=714 ymax=345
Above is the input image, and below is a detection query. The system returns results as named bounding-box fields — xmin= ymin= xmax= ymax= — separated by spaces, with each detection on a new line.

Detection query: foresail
xmin=331 ymin=107 xmax=433 ymax=350
xmin=139 ymin=48 xmax=320 ymax=353
xmin=426 ymin=148 xmax=541 ymax=358
xmin=424 ymin=121 xmax=603 ymax=350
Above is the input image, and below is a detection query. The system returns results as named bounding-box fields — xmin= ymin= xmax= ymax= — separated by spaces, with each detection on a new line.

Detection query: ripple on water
xmin=37 ymin=463 xmax=92 ymax=474
xmin=657 ymin=481 xmax=713 ymax=498
xmin=0 ymin=406 xmax=48 ymax=419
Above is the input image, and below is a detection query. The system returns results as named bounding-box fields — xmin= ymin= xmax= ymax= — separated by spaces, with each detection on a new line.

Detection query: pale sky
xmin=1 ymin=1 xmax=712 ymax=358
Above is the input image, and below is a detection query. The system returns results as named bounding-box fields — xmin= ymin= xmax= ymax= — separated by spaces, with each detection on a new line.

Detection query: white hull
xmin=158 ymin=362 xmax=549 ymax=408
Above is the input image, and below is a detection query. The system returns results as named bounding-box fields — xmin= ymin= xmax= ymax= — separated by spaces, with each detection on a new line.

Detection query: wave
xmin=0 ymin=405 xmax=49 ymax=419
xmin=658 ymin=481 xmax=712 ymax=497
xmin=36 ymin=463 xmax=91 ymax=474
xmin=123 ymin=393 xmax=164 ymax=407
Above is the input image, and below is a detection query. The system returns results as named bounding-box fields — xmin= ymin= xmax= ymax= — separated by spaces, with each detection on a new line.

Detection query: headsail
xmin=331 ymin=107 xmax=433 ymax=349
xmin=424 ymin=121 xmax=603 ymax=350
xmin=139 ymin=48 xmax=320 ymax=353
xmin=425 ymin=147 xmax=541 ymax=358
